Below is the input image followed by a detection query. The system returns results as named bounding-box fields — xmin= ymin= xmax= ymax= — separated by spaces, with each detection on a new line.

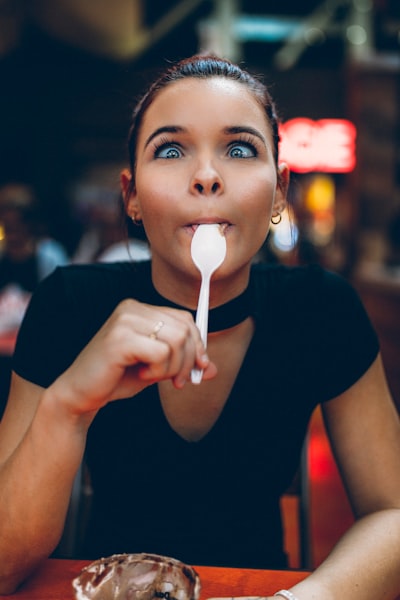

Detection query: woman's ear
xmin=120 ymin=168 xmax=142 ymax=221
xmin=273 ymin=162 xmax=290 ymax=214
xmin=120 ymin=168 xmax=131 ymax=200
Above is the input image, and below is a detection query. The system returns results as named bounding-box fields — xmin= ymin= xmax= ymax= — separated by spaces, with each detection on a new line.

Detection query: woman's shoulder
xmin=251 ymin=260 xmax=341 ymax=284
xmin=49 ymin=260 xmax=151 ymax=297
xmin=56 ymin=259 xmax=149 ymax=281
xmin=28 ymin=260 xmax=153 ymax=326
xmin=13 ymin=261 xmax=154 ymax=386
xmin=249 ymin=262 xmax=366 ymax=325
xmin=250 ymin=261 xmax=348 ymax=299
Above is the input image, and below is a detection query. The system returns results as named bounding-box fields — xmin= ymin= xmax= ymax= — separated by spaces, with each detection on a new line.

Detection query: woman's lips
xmin=186 ymin=222 xmax=231 ymax=234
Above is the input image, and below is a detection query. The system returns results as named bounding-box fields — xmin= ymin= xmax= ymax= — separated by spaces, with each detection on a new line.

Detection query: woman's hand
xmin=51 ymin=299 xmax=216 ymax=417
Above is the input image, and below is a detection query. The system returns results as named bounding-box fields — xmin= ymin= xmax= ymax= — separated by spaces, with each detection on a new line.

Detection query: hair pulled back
xmin=127 ymin=55 xmax=282 ymax=192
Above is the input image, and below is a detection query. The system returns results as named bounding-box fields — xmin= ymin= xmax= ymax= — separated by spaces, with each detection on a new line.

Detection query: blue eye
xmin=154 ymin=143 xmax=182 ymax=159
xmin=229 ymin=142 xmax=256 ymax=158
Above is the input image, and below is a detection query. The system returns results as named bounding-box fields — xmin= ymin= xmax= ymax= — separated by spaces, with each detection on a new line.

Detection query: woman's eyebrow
xmin=144 ymin=126 xmax=184 ymax=149
xmin=224 ymin=125 xmax=266 ymax=144
xmin=144 ymin=124 xmax=267 ymax=149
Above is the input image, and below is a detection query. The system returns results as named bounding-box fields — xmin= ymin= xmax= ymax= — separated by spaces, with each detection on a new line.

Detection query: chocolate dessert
xmin=72 ymin=552 xmax=201 ymax=600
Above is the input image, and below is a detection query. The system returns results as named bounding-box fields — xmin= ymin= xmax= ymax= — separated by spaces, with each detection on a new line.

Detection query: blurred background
xmin=0 ymin=0 xmax=399 ymax=567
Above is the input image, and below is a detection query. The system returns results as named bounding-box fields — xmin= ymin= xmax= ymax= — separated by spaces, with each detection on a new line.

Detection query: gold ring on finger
xmin=149 ymin=320 xmax=165 ymax=340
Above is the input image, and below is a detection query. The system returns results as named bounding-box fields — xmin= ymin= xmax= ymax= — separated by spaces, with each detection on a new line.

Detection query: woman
xmin=0 ymin=55 xmax=400 ymax=599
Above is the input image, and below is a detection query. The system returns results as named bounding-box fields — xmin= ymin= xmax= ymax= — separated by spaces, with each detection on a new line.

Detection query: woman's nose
xmin=190 ymin=161 xmax=224 ymax=196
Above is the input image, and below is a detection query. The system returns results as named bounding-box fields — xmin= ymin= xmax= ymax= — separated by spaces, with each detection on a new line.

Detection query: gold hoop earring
xmin=131 ymin=215 xmax=143 ymax=226
xmin=271 ymin=213 xmax=282 ymax=225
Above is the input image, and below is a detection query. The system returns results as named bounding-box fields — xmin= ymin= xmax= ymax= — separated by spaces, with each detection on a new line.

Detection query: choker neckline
xmin=151 ymin=285 xmax=252 ymax=332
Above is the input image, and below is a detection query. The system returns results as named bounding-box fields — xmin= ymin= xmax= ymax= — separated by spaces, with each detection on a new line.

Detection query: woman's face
xmin=124 ymin=77 xmax=287 ymax=302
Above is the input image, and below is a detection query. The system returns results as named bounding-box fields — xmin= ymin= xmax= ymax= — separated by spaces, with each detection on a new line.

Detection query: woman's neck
xmin=150 ymin=260 xmax=251 ymax=311
xmin=149 ymin=266 xmax=253 ymax=333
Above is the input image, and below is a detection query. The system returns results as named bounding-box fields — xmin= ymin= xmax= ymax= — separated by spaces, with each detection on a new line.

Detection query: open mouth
xmin=187 ymin=222 xmax=231 ymax=234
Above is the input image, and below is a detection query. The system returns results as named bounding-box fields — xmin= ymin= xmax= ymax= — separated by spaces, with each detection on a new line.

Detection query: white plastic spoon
xmin=190 ymin=224 xmax=227 ymax=384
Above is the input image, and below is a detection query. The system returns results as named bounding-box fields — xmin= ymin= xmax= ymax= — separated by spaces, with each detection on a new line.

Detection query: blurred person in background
xmin=0 ymin=182 xmax=68 ymax=416
xmin=72 ymin=192 xmax=151 ymax=264
xmin=0 ymin=182 xmax=69 ymax=297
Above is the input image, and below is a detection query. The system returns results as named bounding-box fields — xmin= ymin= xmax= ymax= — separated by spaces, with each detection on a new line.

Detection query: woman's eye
xmin=228 ymin=143 xmax=256 ymax=158
xmin=154 ymin=144 xmax=182 ymax=159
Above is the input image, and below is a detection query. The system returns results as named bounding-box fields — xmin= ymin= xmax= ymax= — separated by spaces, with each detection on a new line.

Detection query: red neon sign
xmin=279 ymin=118 xmax=356 ymax=173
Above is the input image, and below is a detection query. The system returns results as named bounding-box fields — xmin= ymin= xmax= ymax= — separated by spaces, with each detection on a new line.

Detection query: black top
xmin=13 ymin=261 xmax=379 ymax=568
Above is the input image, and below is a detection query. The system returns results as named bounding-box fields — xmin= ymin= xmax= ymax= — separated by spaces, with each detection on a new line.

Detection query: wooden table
xmin=0 ymin=330 xmax=17 ymax=356
xmin=6 ymin=559 xmax=310 ymax=599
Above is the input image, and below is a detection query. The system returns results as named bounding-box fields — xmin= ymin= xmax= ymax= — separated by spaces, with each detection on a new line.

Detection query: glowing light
xmin=303 ymin=175 xmax=336 ymax=246
xmin=304 ymin=27 xmax=325 ymax=46
xmin=271 ymin=209 xmax=298 ymax=252
xmin=346 ymin=25 xmax=367 ymax=45
xmin=304 ymin=175 xmax=335 ymax=212
xmin=279 ymin=118 xmax=357 ymax=173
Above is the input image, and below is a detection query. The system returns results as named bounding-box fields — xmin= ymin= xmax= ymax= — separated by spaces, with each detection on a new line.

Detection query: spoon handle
xmin=191 ymin=273 xmax=211 ymax=384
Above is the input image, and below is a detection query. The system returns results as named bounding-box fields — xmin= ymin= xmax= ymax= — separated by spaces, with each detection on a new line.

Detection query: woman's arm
xmin=0 ymin=299 xmax=213 ymax=594
xmin=286 ymin=354 xmax=400 ymax=600
xmin=0 ymin=374 xmax=86 ymax=594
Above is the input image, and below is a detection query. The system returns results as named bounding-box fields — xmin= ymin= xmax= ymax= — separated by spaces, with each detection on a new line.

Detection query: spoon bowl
xmin=190 ymin=224 xmax=227 ymax=384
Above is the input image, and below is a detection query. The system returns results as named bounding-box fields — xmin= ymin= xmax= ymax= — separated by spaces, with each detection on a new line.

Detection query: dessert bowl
xmin=72 ymin=552 xmax=201 ymax=600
